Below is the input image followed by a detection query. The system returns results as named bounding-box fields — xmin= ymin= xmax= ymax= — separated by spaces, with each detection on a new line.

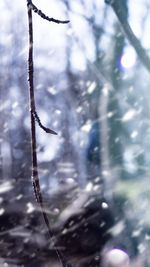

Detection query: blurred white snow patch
xmin=129 ymin=86 xmax=134 ymax=93
xmin=67 ymin=27 xmax=74 ymax=36
xmin=38 ymin=126 xmax=59 ymax=162
xmin=71 ymin=130 xmax=88 ymax=148
xmin=0 ymin=100 xmax=10 ymax=112
xmin=122 ymin=109 xmax=136 ymax=122
xmin=12 ymin=101 xmax=18 ymax=109
xmin=102 ymin=170 xmax=110 ymax=177
xmin=121 ymin=47 xmax=136 ymax=69
xmin=55 ymin=109 xmax=61 ymax=115
xmin=76 ymin=106 xmax=83 ymax=113
xmin=26 ymin=203 xmax=35 ymax=214
xmin=18 ymin=45 xmax=28 ymax=58
xmin=66 ymin=178 xmax=75 ymax=184
xmin=58 ymin=191 xmax=91 ymax=225
xmin=71 ymin=1 xmax=85 ymax=15
xmin=93 ymin=184 xmax=101 ymax=191
xmin=38 ymin=139 xmax=59 ymax=161
xmin=108 ymin=220 xmax=125 ymax=236
xmin=124 ymin=148 xmax=138 ymax=174
xmin=81 ymin=120 xmax=92 ymax=133
xmin=101 ymin=202 xmax=108 ymax=209
xmin=53 ymin=208 xmax=60 ymax=215
xmin=11 ymin=106 xmax=22 ymax=118
xmin=102 ymin=85 xmax=109 ymax=96
xmin=0 ymin=181 xmax=13 ymax=194
xmin=115 ymin=137 xmax=120 ymax=143
xmin=0 ymin=208 xmax=5 ymax=216
xmin=58 ymin=162 xmax=75 ymax=174
xmin=71 ymin=49 xmax=86 ymax=71
xmin=132 ymin=229 xmax=141 ymax=238
xmin=87 ymin=81 xmax=96 ymax=94
xmin=47 ymin=86 xmax=57 ymax=95
xmin=138 ymin=243 xmax=145 ymax=254
xmin=16 ymin=194 xmax=23 ymax=200
xmin=145 ymin=234 xmax=150 ymax=241
xmin=0 ymin=258 xmax=5 ymax=266
xmin=107 ymin=111 xmax=115 ymax=118
xmin=103 ymin=248 xmax=130 ymax=267
xmin=85 ymin=182 xmax=93 ymax=192
xmin=131 ymin=131 xmax=138 ymax=139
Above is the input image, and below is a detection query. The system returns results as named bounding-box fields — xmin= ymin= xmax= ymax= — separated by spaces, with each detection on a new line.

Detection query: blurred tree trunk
xmin=0 ymin=43 xmax=12 ymax=181
xmin=0 ymin=13 xmax=31 ymax=194
xmin=107 ymin=0 xmax=128 ymax=179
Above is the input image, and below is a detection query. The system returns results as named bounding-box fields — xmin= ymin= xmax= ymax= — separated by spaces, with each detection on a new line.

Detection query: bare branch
xmin=27 ymin=0 xmax=40 ymax=203
xmin=27 ymin=2 xmax=71 ymax=267
xmin=33 ymin=110 xmax=57 ymax=135
xmin=27 ymin=0 xmax=69 ymax=24
xmin=105 ymin=0 xmax=150 ymax=73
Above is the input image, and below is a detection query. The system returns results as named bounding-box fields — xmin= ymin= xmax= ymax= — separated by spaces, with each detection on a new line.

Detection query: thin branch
xmin=27 ymin=0 xmax=69 ymax=24
xmin=33 ymin=110 xmax=57 ymax=135
xmin=27 ymin=3 xmax=71 ymax=267
xmin=105 ymin=0 xmax=150 ymax=73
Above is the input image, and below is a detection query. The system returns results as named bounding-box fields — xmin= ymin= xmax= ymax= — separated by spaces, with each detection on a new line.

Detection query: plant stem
xmin=27 ymin=2 xmax=71 ymax=267
xmin=27 ymin=0 xmax=41 ymax=203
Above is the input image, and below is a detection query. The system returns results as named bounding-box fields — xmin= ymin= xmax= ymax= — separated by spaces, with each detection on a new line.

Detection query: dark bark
xmin=27 ymin=2 xmax=71 ymax=266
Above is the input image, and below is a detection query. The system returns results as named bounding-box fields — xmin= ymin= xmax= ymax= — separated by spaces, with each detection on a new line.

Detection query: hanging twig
xmin=105 ymin=0 xmax=150 ymax=73
xmin=33 ymin=110 xmax=57 ymax=135
xmin=27 ymin=0 xmax=69 ymax=24
xmin=27 ymin=2 xmax=71 ymax=267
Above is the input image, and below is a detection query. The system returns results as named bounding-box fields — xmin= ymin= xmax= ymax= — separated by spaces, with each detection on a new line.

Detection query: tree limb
xmin=33 ymin=110 xmax=57 ymax=135
xmin=27 ymin=0 xmax=69 ymax=24
xmin=27 ymin=2 xmax=71 ymax=267
xmin=105 ymin=0 xmax=150 ymax=73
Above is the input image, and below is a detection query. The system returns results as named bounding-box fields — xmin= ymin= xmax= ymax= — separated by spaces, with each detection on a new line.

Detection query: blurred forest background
xmin=0 ymin=0 xmax=150 ymax=266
